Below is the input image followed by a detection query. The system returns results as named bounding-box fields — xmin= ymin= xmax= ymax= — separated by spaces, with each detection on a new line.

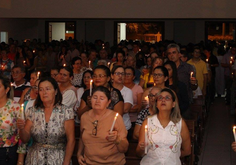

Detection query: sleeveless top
xmin=141 ymin=115 xmax=182 ymax=165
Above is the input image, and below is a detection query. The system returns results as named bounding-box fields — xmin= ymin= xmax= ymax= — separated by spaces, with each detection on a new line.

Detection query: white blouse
xmin=141 ymin=115 xmax=182 ymax=165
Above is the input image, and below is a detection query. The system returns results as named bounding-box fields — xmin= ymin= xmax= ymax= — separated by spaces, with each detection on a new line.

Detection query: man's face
xmin=126 ymin=56 xmax=135 ymax=67
xmin=99 ymin=50 xmax=107 ymax=59
xmin=89 ymin=52 xmax=97 ymax=61
xmin=12 ymin=68 xmax=25 ymax=83
xmin=193 ymin=49 xmax=201 ymax=59
xmin=167 ymin=48 xmax=180 ymax=63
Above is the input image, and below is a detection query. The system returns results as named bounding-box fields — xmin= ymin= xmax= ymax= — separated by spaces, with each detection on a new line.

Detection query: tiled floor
xmin=199 ymin=97 xmax=236 ymax=165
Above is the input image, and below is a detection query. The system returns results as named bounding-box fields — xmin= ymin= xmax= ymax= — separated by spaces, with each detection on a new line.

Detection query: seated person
xmin=12 ymin=65 xmax=30 ymax=102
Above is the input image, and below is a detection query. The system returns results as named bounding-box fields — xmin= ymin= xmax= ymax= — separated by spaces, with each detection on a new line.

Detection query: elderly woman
xmin=0 ymin=75 xmax=25 ymax=165
xmin=17 ymin=77 xmax=75 ymax=165
xmin=77 ymin=86 xmax=128 ymax=165
xmin=71 ymin=57 xmax=84 ymax=87
xmin=136 ymin=88 xmax=191 ymax=165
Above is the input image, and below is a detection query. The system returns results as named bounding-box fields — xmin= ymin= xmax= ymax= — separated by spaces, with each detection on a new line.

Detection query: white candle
xmin=37 ymin=72 xmax=40 ymax=79
xmin=23 ymin=60 xmax=26 ymax=64
xmin=233 ymin=126 xmax=236 ymax=142
xmin=63 ymin=64 xmax=66 ymax=67
xmin=145 ymin=125 xmax=148 ymax=154
xmin=90 ymin=80 xmax=93 ymax=96
xmin=33 ymin=49 xmax=35 ymax=53
xmin=11 ymin=83 xmax=13 ymax=86
xmin=190 ymin=72 xmax=193 ymax=79
xmin=231 ymin=56 xmax=233 ymax=60
xmin=110 ymin=113 xmax=119 ymax=133
xmin=206 ymin=59 xmax=208 ymax=63
xmin=89 ymin=60 xmax=91 ymax=68
xmin=20 ymin=104 xmax=24 ymax=119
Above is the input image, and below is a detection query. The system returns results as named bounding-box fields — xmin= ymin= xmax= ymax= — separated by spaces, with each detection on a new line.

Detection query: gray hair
xmin=167 ymin=43 xmax=180 ymax=53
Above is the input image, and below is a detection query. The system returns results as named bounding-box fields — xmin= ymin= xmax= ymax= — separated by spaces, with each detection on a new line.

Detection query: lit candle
xmin=33 ymin=49 xmax=36 ymax=53
xmin=20 ymin=104 xmax=24 ymax=119
xmin=23 ymin=60 xmax=26 ymax=64
xmin=63 ymin=64 xmax=66 ymax=67
xmin=190 ymin=72 xmax=193 ymax=79
xmin=231 ymin=56 xmax=233 ymax=60
xmin=1 ymin=65 xmax=3 ymax=69
xmin=233 ymin=126 xmax=236 ymax=141
xmin=90 ymin=80 xmax=93 ymax=96
xmin=11 ymin=83 xmax=13 ymax=86
xmin=206 ymin=59 xmax=208 ymax=63
xmin=144 ymin=96 xmax=149 ymax=106
xmin=89 ymin=60 xmax=91 ymax=68
xmin=107 ymin=62 xmax=110 ymax=66
xmin=145 ymin=125 xmax=148 ymax=154
xmin=37 ymin=71 xmax=40 ymax=79
xmin=230 ymin=61 xmax=233 ymax=65
xmin=110 ymin=113 xmax=119 ymax=133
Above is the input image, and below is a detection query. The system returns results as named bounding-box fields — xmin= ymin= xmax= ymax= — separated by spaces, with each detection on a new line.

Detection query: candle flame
xmin=231 ymin=56 xmax=233 ymax=60
xmin=145 ymin=125 xmax=147 ymax=129
xmin=11 ymin=83 xmax=13 ymax=86
xmin=90 ymin=80 xmax=93 ymax=83
xmin=63 ymin=64 xmax=66 ymax=67
xmin=115 ymin=113 xmax=118 ymax=117
xmin=21 ymin=104 xmax=24 ymax=107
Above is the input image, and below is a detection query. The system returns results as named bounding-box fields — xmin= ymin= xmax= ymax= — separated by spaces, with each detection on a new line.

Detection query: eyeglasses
xmin=153 ymin=73 xmax=163 ymax=78
xmin=32 ymin=86 xmax=38 ymax=89
xmin=92 ymin=120 xmax=98 ymax=136
xmin=157 ymin=95 xmax=172 ymax=101
xmin=92 ymin=74 xmax=107 ymax=79
xmin=114 ymin=72 xmax=125 ymax=76
xmin=148 ymin=93 xmax=156 ymax=98
xmin=125 ymin=73 xmax=132 ymax=77
xmin=83 ymin=76 xmax=92 ymax=79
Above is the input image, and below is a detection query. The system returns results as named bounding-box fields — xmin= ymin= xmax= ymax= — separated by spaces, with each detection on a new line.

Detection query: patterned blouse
xmin=135 ymin=108 xmax=150 ymax=126
xmin=0 ymin=99 xmax=26 ymax=153
xmin=71 ymin=72 xmax=83 ymax=87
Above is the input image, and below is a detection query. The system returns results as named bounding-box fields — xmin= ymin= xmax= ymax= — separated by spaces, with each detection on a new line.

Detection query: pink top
xmin=129 ymin=84 xmax=143 ymax=122
xmin=81 ymin=110 xmax=127 ymax=165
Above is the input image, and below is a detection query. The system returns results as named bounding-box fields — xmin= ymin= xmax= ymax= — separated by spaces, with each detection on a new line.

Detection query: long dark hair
xmin=0 ymin=75 xmax=11 ymax=98
xmin=153 ymin=66 xmax=169 ymax=87
xmin=164 ymin=61 xmax=178 ymax=93
xmin=81 ymin=70 xmax=93 ymax=89
xmin=35 ymin=77 xmax=62 ymax=108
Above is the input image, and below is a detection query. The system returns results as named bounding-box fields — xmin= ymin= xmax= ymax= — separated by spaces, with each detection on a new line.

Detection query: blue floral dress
xmin=25 ymin=104 xmax=74 ymax=165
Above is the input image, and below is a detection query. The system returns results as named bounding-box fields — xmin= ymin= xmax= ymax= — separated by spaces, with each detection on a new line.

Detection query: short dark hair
xmin=92 ymin=86 xmax=111 ymax=100
xmin=125 ymin=66 xmax=135 ymax=76
xmin=35 ymin=77 xmax=62 ymax=108
xmin=12 ymin=65 xmax=26 ymax=73
xmin=94 ymin=65 xmax=111 ymax=77
xmin=111 ymin=65 xmax=124 ymax=75
xmin=116 ymin=49 xmax=125 ymax=58
xmin=71 ymin=56 xmax=82 ymax=65
xmin=60 ymin=66 xmax=73 ymax=77
xmin=0 ymin=75 xmax=11 ymax=98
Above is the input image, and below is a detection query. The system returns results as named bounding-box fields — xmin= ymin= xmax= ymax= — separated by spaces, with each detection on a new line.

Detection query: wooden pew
xmin=125 ymin=140 xmax=141 ymax=165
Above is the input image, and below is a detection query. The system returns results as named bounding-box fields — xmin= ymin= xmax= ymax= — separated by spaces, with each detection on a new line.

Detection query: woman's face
xmin=156 ymin=91 xmax=175 ymax=112
xmin=39 ymin=81 xmax=56 ymax=104
xmin=148 ymin=88 xmax=161 ymax=107
xmin=32 ymin=80 xmax=39 ymax=95
xmin=93 ymin=69 xmax=110 ymax=87
xmin=30 ymin=73 xmax=37 ymax=86
xmin=112 ymin=67 xmax=124 ymax=84
xmin=152 ymin=58 xmax=163 ymax=69
xmin=83 ymin=72 xmax=92 ymax=87
xmin=81 ymin=53 xmax=88 ymax=62
xmin=117 ymin=53 xmax=124 ymax=62
xmin=0 ymin=80 xmax=9 ymax=99
xmin=153 ymin=68 xmax=168 ymax=86
xmin=147 ymin=57 xmax=152 ymax=66
xmin=58 ymin=69 xmax=72 ymax=83
xmin=91 ymin=91 xmax=110 ymax=111
xmin=124 ymin=68 xmax=134 ymax=84
xmin=164 ymin=64 xmax=173 ymax=78
xmin=73 ymin=60 xmax=82 ymax=71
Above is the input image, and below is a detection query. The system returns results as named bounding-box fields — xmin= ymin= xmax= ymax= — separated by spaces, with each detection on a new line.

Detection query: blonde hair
xmin=154 ymin=87 xmax=181 ymax=124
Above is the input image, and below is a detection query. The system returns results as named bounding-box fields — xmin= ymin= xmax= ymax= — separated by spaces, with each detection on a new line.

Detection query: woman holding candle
xmin=77 ymin=86 xmax=128 ymax=165
xmin=133 ymin=87 xmax=161 ymax=140
xmin=139 ymin=57 xmax=164 ymax=89
xmin=78 ymin=65 xmax=124 ymax=119
xmin=17 ymin=76 xmax=75 ymax=165
xmin=18 ymin=71 xmax=39 ymax=104
xmin=136 ymin=88 xmax=191 ymax=165
xmin=0 ymin=75 xmax=26 ymax=165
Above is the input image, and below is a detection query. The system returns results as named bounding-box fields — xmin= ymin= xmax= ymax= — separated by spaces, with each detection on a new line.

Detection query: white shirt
xmin=120 ymin=86 xmax=133 ymax=130
xmin=62 ymin=89 xmax=77 ymax=109
xmin=141 ymin=115 xmax=182 ymax=165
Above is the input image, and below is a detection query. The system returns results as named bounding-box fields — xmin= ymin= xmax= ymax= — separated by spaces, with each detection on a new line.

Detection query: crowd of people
xmin=0 ymin=37 xmax=235 ymax=164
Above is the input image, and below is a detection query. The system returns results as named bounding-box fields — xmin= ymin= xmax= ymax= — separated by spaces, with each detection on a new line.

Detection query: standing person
xmin=111 ymin=65 xmax=133 ymax=131
xmin=167 ymin=43 xmax=198 ymax=102
xmin=136 ymin=88 xmax=191 ymax=164
xmin=17 ymin=77 xmax=75 ymax=165
xmin=71 ymin=57 xmax=84 ymax=87
xmin=78 ymin=65 xmax=124 ymax=119
xmin=124 ymin=66 xmax=143 ymax=125
xmin=0 ymin=49 xmax=14 ymax=80
xmin=77 ymin=86 xmax=128 ymax=165
xmin=221 ymin=45 xmax=236 ymax=105
xmin=187 ymin=47 xmax=208 ymax=96
xmin=0 ymin=75 xmax=26 ymax=165
xmin=133 ymin=87 xmax=161 ymax=140
xmin=58 ymin=67 xmax=77 ymax=109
